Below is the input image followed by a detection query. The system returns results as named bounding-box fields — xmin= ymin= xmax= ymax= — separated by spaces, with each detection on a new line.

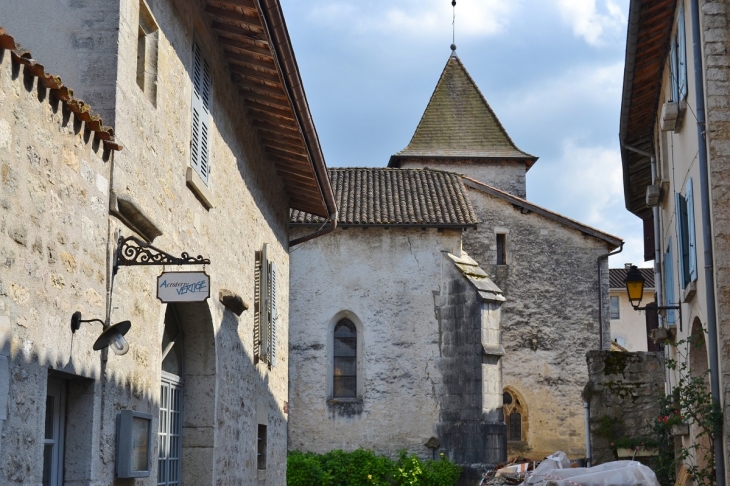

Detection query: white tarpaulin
xmin=523 ymin=452 xmax=660 ymax=486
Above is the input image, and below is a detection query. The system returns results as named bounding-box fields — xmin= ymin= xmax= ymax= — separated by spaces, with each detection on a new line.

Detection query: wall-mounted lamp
xmin=624 ymin=265 xmax=681 ymax=314
xmin=71 ymin=311 xmax=131 ymax=356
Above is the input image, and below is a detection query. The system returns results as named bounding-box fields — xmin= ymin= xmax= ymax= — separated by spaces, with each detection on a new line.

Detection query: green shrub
xmin=287 ymin=449 xmax=461 ymax=486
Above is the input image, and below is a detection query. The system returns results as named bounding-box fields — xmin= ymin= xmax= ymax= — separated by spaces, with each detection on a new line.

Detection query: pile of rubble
xmin=480 ymin=452 xmax=660 ymax=486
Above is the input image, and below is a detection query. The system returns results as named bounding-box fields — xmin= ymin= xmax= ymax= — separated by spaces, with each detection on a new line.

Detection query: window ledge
xmin=683 ymin=280 xmax=696 ymax=303
xmin=186 ymin=167 xmax=214 ymax=210
xmin=327 ymin=398 xmax=363 ymax=405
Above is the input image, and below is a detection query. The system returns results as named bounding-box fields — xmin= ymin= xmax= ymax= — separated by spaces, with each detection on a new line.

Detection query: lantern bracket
xmin=113 ymin=234 xmax=210 ymax=274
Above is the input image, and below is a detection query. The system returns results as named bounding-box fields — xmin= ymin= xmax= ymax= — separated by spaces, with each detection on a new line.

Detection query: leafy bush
xmin=287 ymin=449 xmax=461 ymax=486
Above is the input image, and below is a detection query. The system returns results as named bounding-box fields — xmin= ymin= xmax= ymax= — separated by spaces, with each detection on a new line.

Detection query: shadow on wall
xmin=0 ymin=299 xmax=286 ymax=485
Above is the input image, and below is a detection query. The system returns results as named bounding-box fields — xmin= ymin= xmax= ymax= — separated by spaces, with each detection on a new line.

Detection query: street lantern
xmin=624 ymin=265 xmax=646 ymax=308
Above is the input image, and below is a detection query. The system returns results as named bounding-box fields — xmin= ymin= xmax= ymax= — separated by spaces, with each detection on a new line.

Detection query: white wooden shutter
xmin=676 ymin=191 xmax=690 ymax=288
xmin=259 ymin=244 xmax=269 ymax=363
xmin=269 ymin=262 xmax=277 ymax=367
xmin=677 ymin=4 xmax=688 ymax=100
xmin=253 ymin=249 xmax=262 ymax=362
xmin=191 ymin=41 xmax=211 ymax=185
xmin=665 ymin=238 xmax=677 ymax=325
xmin=686 ymin=178 xmax=697 ymax=283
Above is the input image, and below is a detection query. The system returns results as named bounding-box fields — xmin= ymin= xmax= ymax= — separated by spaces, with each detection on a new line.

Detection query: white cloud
xmin=554 ymin=0 xmax=627 ymax=46
xmin=308 ymin=0 xmax=515 ymax=39
xmin=507 ymin=61 xmax=624 ymax=117
xmin=531 ymin=139 xmax=649 ymax=269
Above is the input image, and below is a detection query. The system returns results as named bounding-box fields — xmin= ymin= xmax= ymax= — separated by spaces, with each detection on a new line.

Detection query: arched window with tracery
xmin=333 ymin=319 xmax=357 ymax=399
xmin=503 ymin=388 xmax=527 ymax=443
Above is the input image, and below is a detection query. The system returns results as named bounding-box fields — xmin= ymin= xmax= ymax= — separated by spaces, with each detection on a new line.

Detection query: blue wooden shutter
xmin=677 ymin=4 xmax=688 ymax=100
xmin=665 ymin=238 xmax=677 ymax=324
xmin=191 ymin=41 xmax=211 ymax=184
xmin=676 ymin=191 xmax=690 ymax=288
xmin=686 ymin=178 xmax=697 ymax=282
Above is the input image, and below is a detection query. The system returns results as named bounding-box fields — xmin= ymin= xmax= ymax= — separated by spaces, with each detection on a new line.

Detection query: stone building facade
xmin=619 ymin=0 xmax=730 ymax=481
xmin=0 ymin=0 xmax=336 ymax=483
xmin=389 ymin=55 xmax=623 ymax=459
xmin=289 ymin=53 xmax=622 ymax=479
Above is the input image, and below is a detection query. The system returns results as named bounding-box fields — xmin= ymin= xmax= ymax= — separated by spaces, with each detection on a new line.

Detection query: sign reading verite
xmin=157 ymin=272 xmax=210 ymax=303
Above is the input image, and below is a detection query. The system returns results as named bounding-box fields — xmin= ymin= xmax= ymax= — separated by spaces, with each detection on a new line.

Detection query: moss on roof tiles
xmin=394 ymin=55 xmax=535 ymax=160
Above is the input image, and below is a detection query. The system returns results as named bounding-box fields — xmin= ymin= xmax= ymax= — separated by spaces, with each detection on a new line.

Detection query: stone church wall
xmin=289 ymin=227 xmax=469 ymax=458
xmin=0 ymin=0 xmax=293 ymax=480
xmin=397 ymin=157 xmax=528 ymax=199
xmin=463 ymin=187 xmax=613 ymax=459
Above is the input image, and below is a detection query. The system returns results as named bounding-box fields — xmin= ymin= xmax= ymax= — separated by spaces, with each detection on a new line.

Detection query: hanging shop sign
xmin=157 ymin=271 xmax=210 ymax=303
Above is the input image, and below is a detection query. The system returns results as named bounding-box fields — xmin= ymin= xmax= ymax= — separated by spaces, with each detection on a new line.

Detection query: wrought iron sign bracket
xmin=113 ymin=234 xmax=211 ymax=275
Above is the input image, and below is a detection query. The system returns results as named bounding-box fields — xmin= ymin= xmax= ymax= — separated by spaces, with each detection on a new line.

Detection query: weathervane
xmin=451 ymin=0 xmax=457 ymax=54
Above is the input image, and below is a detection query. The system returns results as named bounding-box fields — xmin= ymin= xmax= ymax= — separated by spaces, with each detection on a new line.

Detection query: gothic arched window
xmin=503 ymin=388 xmax=527 ymax=442
xmin=333 ymin=319 xmax=357 ymax=399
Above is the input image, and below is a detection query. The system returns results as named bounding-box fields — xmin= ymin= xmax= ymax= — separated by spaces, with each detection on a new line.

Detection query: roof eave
xmin=618 ymin=0 xmax=675 ymax=217
xmin=463 ymin=177 xmax=624 ymax=249
xmin=258 ymin=0 xmax=336 ymax=218
xmin=388 ymin=154 xmax=539 ymax=169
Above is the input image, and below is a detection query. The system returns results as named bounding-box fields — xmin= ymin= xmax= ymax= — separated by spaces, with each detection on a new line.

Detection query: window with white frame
xmin=255 ymin=244 xmax=278 ymax=367
xmin=669 ymin=3 xmax=687 ymax=103
xmin=190 ymin=40 xmax=211 ymax=185
xmin=664 ymin=238 xmax=679 ymax=324
xmin=43 ymin=377 xmax=66 ymax=486
xmin=610 ymin=295 xmax=620 ymax=320
xmin=158 ymin=308 xmax=183 ymax=486
xmin=676 ymin=178 xmax=697 ymax=289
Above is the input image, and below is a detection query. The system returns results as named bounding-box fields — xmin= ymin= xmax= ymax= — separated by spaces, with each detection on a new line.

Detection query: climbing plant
xmin=652 ymin=334 xmax=723 ymax=486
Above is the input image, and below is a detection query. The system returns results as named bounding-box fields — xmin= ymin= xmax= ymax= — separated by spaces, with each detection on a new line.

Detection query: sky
xmin=279 ymin=0 xmax=649 ymax=269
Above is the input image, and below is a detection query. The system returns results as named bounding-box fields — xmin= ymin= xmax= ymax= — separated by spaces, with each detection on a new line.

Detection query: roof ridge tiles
xmin=0 ymin=27 xmax=122 ymax=152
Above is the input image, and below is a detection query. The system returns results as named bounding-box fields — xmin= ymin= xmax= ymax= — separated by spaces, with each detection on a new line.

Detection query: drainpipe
xmin=597 ymin=242 xmax=624 ymax=350
xmin=689 ymin=1 xmax=727 ymax=482
xmin=621 ymin=144 xmax=665 ymax=330
xmin=583 ymin=399 xmax=592 ymax=467
xmin=289 ymin=212 xmax=338 ymax=247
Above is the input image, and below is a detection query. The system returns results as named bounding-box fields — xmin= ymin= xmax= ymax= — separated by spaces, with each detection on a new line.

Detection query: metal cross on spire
xmin=451 ymin=0 xmax=457 ymax=54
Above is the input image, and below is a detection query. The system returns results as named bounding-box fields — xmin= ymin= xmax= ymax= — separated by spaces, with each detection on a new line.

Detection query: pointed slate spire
xmin=389 ymin=55 xmax=537 ymax=167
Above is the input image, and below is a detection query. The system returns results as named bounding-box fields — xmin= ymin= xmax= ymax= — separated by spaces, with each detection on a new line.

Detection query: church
xmin=288 ymin=52 xmax=623 ymax=478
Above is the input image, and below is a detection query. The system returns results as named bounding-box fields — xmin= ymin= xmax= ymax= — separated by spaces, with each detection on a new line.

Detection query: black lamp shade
xmin=624 ymin=265 xmax=646 ymax=307
xmin=93 ymin=320 xmax=131 ymax=351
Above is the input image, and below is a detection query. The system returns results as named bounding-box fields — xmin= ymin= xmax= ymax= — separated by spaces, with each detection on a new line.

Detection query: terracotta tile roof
xmin=290 ymin=168 xmax=479 ymax=227
xmin=0 ymin=28 xmax=122 ymax=151
xmin=609 ymin=267 xmax=655 ymax=290
xmin=390 ymin=55 xmax=536 ymax=166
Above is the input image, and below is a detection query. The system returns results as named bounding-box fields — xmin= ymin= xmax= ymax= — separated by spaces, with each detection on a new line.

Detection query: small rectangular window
xmin=610 ymin=296 xmax=620 ymax=320
xmin=136 ymin=0 xmax=158 ymax=105
xmin=496 ymin=234 xmax=506 ymax=265
xmin=257 ymin=424 xmax=267 ymax=470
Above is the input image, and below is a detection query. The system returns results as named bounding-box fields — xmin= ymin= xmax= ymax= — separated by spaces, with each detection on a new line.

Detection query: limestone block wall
xmin=107 ymin=0 xmax=292 ymax=483
xmin=585 ymin=351 xmax=664 ymax=465
xmin=0 ymin=0 xmax=121 ymax=124
xmin=701 ymin=0 xmax=730 ymax=476
xmin=288 ymin=227 xmax=465 ymax=459
xmin=463 ymin=187 xmax=613 ymax=459
xmin=0 ymin=0 xmax=295 ymax=481
xmin=436 ymin=256 xmax=506 ymax=476
xmin=397 ymin=158 xmax=528 ymax=198
xmin=0 ymin=49 xmax=112 ymax=483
